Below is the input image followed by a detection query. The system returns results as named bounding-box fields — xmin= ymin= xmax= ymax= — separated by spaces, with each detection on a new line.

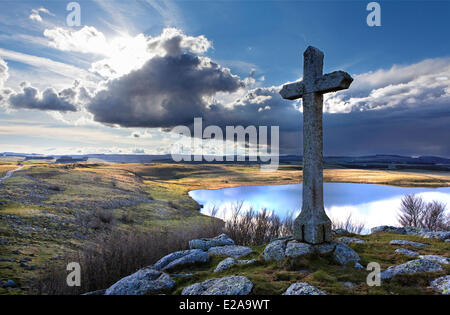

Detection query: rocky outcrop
xmin=380 ymin=259 xmax=443 ymax=279
xmin=105 ymin=268 xmax=175 ymax=295
xmin=394 ymin=248 xmax=419 ymax=257
xmin=208 ymin=245 xmax=253 ymax=258
xmin=181 ymin=276 xmax=253 ymax=295
xmin=314 ymin=242 xmax=337 ymax=255
xmin=332 ymin=228 xmax=349 ymax=235
xmin=422 ymin=231 xmax=450 ymax=240
xmin=214 ymin=258 xmax=236 ymax=273
xmin=371 ymin=226 xmax=406 ymax=234
xmin=389 ymin=240 xmax=429 ymax=248
xmin=430 ymin=275 xmax=450 ymax=295
xmin=153 ymin=249 xmax=209 ymax=271
xmin=371 ymin=226 xmax=450 ymax=241
xmin=189 ymin=234 xmax=234 ymax=250
xmin=282 ymin=282 xmax=326 ymax=295
xmin=214 ymin=258 xmax=256 ymax=272
xmin=285 ymin=241 xmax=314 ymax=258
xmin=333 ymin=243 xmax=360 ymax=266
xmin=262 ymin=240 xmax=287 ymax=261
xmin=337 ymin=237 xmax=365 ymax=245
xmin=418 ymin=255 xmax=449 ymax=265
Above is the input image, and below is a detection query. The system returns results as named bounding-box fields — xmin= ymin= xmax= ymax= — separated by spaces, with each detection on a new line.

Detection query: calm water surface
xmin=189 ymin=183 xmax=450 ymax=231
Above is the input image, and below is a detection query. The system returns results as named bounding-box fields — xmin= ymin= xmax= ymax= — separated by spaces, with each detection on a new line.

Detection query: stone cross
xmin=280 ymin=46 xmax=353 ymax=244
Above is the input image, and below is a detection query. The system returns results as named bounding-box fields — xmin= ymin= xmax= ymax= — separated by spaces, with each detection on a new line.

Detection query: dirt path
xmin=0 ymin=166 xmax=23 ymax=184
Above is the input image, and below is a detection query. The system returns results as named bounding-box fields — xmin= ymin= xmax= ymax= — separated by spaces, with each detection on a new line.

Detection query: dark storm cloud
xmin=8 ymin=85 xmax=77 ymax=112
xmin=87 ymin=53 xmax=244 ymax=127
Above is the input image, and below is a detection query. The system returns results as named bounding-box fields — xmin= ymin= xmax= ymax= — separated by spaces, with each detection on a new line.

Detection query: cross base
xmin=293 ymin=211 xmax=332 ymax=244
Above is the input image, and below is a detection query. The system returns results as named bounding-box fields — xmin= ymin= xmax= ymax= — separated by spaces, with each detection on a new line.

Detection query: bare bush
xmin=421 ymin=201 xmax=448 ymax=231
xmin=398 ymin=194 xmax=425 ymax=228
xmin=33 ymin=220 xmax=223 ymax=295
xmin=223 ymin=203 xmax=294 ymax=246
xmin=397 ymin=194 xmax=448 ymax=231
xmin=331 ymin=213 xmax=366 ymax=234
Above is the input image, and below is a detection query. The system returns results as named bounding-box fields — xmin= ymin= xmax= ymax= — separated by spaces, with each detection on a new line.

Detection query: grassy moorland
xmin=0 ymin=161 xmax=449 ymax=294
xmin=171 ymin=232 xmax=450 ymax=295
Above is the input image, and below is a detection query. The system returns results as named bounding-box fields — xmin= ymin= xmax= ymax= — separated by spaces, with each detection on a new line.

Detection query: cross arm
xmin=313 ymin=71 xmax=353 ymax=94
xmin=279 ymin=71 xmax=353 ymax=100
xmin=279 ymin=81 xmax=306 ymax=100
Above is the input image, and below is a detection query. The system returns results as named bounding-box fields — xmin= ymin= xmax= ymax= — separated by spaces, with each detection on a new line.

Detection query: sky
xmin=0 ymin=0 xmax=449 ymax=157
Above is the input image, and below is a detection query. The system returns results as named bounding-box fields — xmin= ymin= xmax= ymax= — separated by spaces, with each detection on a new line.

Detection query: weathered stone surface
xmin=332 ymin=229 xmax=349 ymax=235
xmin=189 ymin=234 xmax=234 ymax=251
xmin=181 ymin=276 xmax=253 ymax=295
xmin=262 ymin=240 xmax=286 ymax=261
xmin=2 ymin=280 xmax=16 ymax=288
xmin=214 ymin=258 xmax=236 ymax=273
xmin=371 ymin=226 xmax=406 ymax=234
xmin=105 ymin=268 xmax=175 ymax=295
xmin=314 ymin=242 xmax=336 ymax=255
xmin=419 ymin=255 xmax=449 ymax=265
xmin=285 ymin=241 xmax=314 ymax=258
xmin=394 ymin=248 xmax=419 ymax=257
xmin=380 ymin=259 xmax=443 ymax=279
xmin=430 ymin=275 xmax=450 ymax=295
xmin=281 ymin=46 xmax=353 ymax=245
xmin=354 ymin=262 xmax=364 ymax=270
xmin=337 ymin=237 xmax=365 ymax=245
xmin=153 ymin=249 xmax=209 ymax=271
xmin=82 ymin=289 xmax=106 ymax=295
xmin=282 ymin=282 xmax=326 ymax=295
xmin=389 ymin=240 xmax=429 ymax=248
xmin=422 ymin=231 xmax=450 ymax=240
xmin=403 ymin=226 xmax=427 ymax=236
xmin=333 ymin=243 xmax=360 ymax=266
xmin=208 ymin=245 xmax=253 ymax=258
xmin=213 ymin=257 xmax=256 ymax=273
xmin=237 ymin=259 xmax=257 ymax=265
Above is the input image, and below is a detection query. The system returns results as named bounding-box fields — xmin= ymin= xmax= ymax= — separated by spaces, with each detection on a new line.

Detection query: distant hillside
xmin=2 ymin=152 xmax=450 ymax=170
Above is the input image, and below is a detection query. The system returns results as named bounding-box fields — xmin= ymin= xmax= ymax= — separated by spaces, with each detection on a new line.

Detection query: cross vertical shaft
xmin=279 ymin=46 xmax=353 ymax=244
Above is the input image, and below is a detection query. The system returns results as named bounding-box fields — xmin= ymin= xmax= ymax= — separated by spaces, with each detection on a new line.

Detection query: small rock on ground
xmin=389 ymin=240 xmax=429 ymax=248
xmin=371 ymin=226 xmax=406 ymax=234
xmin=380 ymin=259 xmax=443 ymax=279
xmin=153 ymin=249 xmax=209 ymax=271
xmin=182 ymin=276 xmax=253 ymax=295
xmin=282 ymin=282 xmax=326 ymax=295
xmin=214 ymin=258 xmax=236 ymax=273
xmin=394 ymin=248 xmax=419 ymax=257
xmin=189 ymin=234 xmax=234 ymax=251
xmin=418 ymin=255 xmax=449 ymax=265
xmin=208 ymin=245 xmax=253 ymax=258
xmin=333 ymin=243 xmax=360 ymax=266
xmin=262 ymin=240 xmax=287 ymax=261
xmin=430 ymin=275 xmax=450 ymax=295
xmin=337 ymin=237 xmax=365 ymax=245
xmin=105 ymin=268 xmax=175 ymax=295
xmin=285 ymin=241 xmax=313 ymax=258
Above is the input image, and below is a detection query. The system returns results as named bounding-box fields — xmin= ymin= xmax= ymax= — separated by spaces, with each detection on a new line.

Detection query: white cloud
xmin=0 ymin=56 xmax=8 ymax=88
xmin=324 ymin=58 xmax=450 ymax=113
xmin=29 ymin=7 xmax=53 ymax=23
xmin=44 ymin=26 xmax=212 ymax=78
xmin=0 ymin=48 xmax=98 ymax=83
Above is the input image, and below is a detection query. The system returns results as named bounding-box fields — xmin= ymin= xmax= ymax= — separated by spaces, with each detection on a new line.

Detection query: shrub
xmin=397 ymin=194 xmax=448 ymax=231
xmin=398 ymin=194 xmax=425 ymax=228
xmin=331 ymin=213 xmax=366 ymax=234
xmin=421 ymin=200 xmax=448 ymax=231
xmin=223 ymin=202 xmax=294 ymax=246
xmin=33 ymin=220 xmax=224 ymax=295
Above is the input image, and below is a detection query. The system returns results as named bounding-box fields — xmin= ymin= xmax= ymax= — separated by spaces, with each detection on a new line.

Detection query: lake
xmin=189 ymin=183 xmax=450 ymax=232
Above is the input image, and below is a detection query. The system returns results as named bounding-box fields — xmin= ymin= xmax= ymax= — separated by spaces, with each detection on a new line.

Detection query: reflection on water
xmin=189 ymin=183 xmax=450 ymax=231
